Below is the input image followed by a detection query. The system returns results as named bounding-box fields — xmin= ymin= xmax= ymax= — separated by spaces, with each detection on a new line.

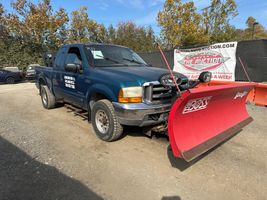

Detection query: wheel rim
xmin=41 ymin=90 xmax=48 ymax=106
xmin=95 ymin=110 xmax=110 ymax=134
xmin=7 ymin=78 xmax=14 ymax=84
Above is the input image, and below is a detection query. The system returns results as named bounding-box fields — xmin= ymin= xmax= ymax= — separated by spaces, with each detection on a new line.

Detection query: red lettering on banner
xmin=218 ymin=74 xmax=232 ymax=79
xmin=185 ymin=74 xmax=233 ymax=81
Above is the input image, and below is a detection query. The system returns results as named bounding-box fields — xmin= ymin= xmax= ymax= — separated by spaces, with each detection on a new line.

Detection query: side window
xmin=65 ymin=53 xmax=82 ymax=65
xmin=65 ymin=47 xmax=82 ymax=65
xmin=55 ymin=47 xmax=67 ymax=69
xmin=85 ymin=47 xmax=94 ymax=66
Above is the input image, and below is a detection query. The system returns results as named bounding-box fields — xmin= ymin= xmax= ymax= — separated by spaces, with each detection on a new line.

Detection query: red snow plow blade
xmin=168 ymin=82 xmax=256 ymax=162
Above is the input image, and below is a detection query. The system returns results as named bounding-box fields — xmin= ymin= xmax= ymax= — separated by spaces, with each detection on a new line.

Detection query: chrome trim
xmin=113 ymin=102 xmax=171 ymax=110
xmin=114 ymin=81 xmax=173 ymax=126
xmin=142 ymin=81 xmax=161 ymax=103
xmin=113 ymin=102 xmax=171 ymax=127
xmin=143 ymin=81 xmax=160 ymax=87
xmin=143 ymin=81 xmax=173 ymax=104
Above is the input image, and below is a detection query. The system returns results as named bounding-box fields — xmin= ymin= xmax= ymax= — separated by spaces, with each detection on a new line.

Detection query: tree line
xmin=0 ymin=0 xmax=266 ymax=68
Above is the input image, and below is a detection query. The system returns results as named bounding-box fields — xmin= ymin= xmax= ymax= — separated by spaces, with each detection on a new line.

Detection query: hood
xmin=27 ymin=69 xmax=35 ymax=73
xmin=93 ymin=66 xmax=186 ymax=87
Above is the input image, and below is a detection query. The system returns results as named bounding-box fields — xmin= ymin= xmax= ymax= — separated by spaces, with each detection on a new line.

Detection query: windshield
xmin=86 ymin=45 xmax=147 ymax=67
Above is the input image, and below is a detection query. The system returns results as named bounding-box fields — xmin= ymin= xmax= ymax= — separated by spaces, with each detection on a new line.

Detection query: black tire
xmin=91 ymin=99 xmax=123 ymax=142
xmin=40 ymin=85 xmax=56 ymax=109
xmin=6 ymin=77 xmax=15 ymax=84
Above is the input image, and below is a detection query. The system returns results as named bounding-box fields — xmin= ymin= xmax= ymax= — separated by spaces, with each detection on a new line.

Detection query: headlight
xmin=160 ymin=74 xmax=182 ymax=88
xmin=198 ymin=71 xmax=212 ymax=83
xmin=118 ymin=87 xmax=142 ymax=103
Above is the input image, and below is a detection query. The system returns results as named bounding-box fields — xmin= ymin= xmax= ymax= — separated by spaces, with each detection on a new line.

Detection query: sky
xmin=1 ymin=0 xmax=267 ymax=35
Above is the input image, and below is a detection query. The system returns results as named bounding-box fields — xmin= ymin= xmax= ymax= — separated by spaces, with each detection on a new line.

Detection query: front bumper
xmin=25 ymin=73 xmax=35 ymax=79
xmin=113 ymin=102 xmax=172 ymax=127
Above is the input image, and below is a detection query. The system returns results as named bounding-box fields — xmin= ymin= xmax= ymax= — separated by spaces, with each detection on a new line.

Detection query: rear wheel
xmin=6 ymin=77 xmax=15 ymax=84
xmin=40 ymin=85 xmax=56 ymax=109
xmin=91 ymin=99 xmax=123 ymax=142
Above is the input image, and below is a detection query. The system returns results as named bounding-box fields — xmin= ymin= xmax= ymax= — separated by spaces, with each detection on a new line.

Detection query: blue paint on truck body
xmin=35 ymin=43 xmax=187 ymax=112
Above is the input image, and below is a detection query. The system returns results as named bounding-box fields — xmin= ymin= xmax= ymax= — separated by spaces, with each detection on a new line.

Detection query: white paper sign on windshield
xmin=91 ymin=50 xmax=104 ymax=59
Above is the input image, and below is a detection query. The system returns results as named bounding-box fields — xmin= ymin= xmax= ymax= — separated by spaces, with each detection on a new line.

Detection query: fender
xmin=86 ymin=83 xmax=118 ymax=104
xmin=37 ymin=72 xmax=54 ymax=94
xmin=5 ymin=75 xmax=16 ymax=80
xmin=37 ymin=75 xmax=47 ymax=88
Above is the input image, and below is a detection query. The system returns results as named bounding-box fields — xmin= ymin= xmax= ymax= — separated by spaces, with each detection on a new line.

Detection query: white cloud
xmin=130 ymin=0 xmax=144 ymax=9
xmin=97 ymin=0 xmax=110 ymax=10
xmin=100 ymin=2 xmax=109 ymax=10
xmin=114 ymin=0 xmax=144 ymax=9
xmin=114 ymin=0 xmax=165 ymax=10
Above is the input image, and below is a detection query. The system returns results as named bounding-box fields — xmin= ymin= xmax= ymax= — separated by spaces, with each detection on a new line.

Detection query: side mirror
xmin=198 ymin=71 xmax=212 ymax=83
xmin=65 ymin=63 xmax=82 ymax=73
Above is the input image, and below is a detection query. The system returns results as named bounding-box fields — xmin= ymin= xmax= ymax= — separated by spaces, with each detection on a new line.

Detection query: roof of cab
xmin=61 ymin=43 xmax=129 ymax=49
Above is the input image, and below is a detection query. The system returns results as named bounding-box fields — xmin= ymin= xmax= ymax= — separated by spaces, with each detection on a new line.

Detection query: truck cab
xmin=36 ymin=43 xmax=189 ymax=141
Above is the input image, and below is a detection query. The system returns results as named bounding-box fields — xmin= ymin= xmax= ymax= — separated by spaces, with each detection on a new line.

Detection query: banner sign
xmin=173 ymin=42 xmax=238 ymax=81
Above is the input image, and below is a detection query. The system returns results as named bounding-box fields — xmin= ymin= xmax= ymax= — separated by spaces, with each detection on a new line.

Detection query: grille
xmin=143 ymin=82 xmax=173 ymax=104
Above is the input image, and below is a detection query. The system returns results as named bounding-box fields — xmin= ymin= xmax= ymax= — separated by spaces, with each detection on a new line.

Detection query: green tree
xmin=107 ymin=25 xmax=116 ymax=43
xmin=69 ymin=6 xmax=90 ymax=43
xmin=0 ymin=3 xmax=6 ymax=39
xmin=0 ymin=3 xmax=3 ymax=16
xmin=112 ymin=21 xmax=157 ymax=52
xmin=8 ymin=0 xmax=69 ymax=48
xmin=202 ymin=0 xmax=238 ymax=43
xmin=243 ymin=16 xmax=267 ymax=40
xmin=0 ymin=3 xmax=8 ymax=68
xmin=157 ymin=0 xmax=208 ymax=48
xmin=69 ymin=6 xmax=109 ymax=43
xmin=1 ymin=0 xmax=69 ymax=67
xmin=88 ymin=22 xmax=109 ymax=43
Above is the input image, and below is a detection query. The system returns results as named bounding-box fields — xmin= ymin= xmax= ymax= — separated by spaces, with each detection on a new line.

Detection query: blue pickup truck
xmin=35 ymin=43 xmax=208 ymax=141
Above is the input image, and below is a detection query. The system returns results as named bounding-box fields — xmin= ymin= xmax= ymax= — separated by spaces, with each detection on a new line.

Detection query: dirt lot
xmin=0 ymin=82 xmax=266 ymax=200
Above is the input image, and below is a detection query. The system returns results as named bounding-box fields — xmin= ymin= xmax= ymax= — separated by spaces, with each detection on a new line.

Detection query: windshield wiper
xmin=123 ymin=58 xmax=147 ymax=65
xmin=96 ymin=55 xmax=127 ymax=65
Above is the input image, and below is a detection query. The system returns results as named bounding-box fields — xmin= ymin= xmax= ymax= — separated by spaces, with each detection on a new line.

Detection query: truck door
xmin=53 ymin=47 xmax=67 ymax=98
xmin=60 ymin=47 xmax=87 ymax=107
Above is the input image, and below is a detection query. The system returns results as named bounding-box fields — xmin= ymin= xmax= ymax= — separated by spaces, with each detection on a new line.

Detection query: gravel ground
xmin=0 ymin=82 xmax=266 ymax=200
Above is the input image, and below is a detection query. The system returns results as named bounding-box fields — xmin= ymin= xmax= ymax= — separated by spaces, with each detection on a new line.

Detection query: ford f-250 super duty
xmin=35 ymin=43 xmax=208 ymax=142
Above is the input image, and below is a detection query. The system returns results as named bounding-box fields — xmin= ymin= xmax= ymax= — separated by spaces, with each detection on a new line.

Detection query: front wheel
xmin=91 ymin=100 xmax=123 ymax=142
xmin=6 ymin=77 xmax=15 ymax=84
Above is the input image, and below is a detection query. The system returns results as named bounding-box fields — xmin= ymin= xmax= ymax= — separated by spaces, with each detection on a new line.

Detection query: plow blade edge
xmin=168 ymin=83 xmax=256 ymax=162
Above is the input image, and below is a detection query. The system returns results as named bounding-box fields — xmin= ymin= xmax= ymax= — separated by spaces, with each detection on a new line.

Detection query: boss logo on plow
xmin=234 ymin=91 xmax=248 ymax=99
xmin=183 ymin=96 xmax=212 ymax=114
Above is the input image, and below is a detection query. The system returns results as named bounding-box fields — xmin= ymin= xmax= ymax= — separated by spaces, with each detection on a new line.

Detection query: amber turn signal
xmin=118 ymin=89 xmax=142 ymax=103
